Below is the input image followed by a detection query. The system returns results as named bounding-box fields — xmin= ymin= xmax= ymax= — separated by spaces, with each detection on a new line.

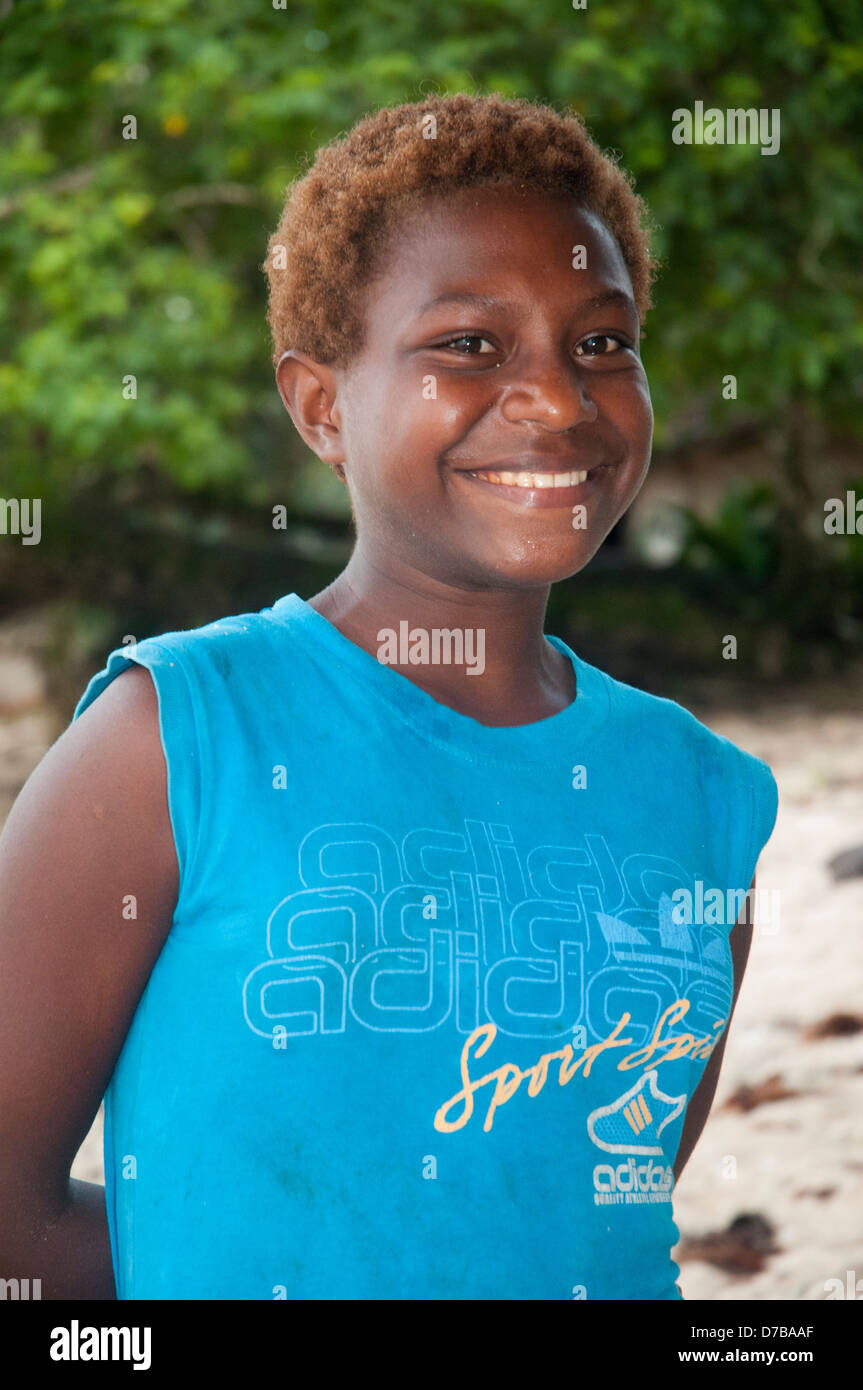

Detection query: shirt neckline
xmin=267 ymin=591 xmax=611 ymax=766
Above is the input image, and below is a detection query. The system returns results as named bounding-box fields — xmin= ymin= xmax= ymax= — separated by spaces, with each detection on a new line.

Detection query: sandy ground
xmin=2 ymin=607 xmax=861 ymax=1300
xmin=669 ymin=705 xmax=863 ymax=1301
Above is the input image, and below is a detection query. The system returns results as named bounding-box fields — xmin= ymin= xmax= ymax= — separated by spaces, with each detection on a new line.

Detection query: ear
xmin=275 ymin=350 xmax=347 ymax=483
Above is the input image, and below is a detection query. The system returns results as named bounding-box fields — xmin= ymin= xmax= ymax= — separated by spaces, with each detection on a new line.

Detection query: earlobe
xmin=274 ymin=349 xmax=347 ymax=473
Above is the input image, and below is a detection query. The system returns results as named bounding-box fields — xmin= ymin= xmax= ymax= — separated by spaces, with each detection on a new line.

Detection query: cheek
xmin=629 ymin=370 xmax=654 ymax=424
xmin=603 ymin=374 xmax=653 ymax=446
xmin=373 ymin=367 xmax=470 ymax=440
xmin=378 ymin=388 xmax=480 ymax=492
xmin=412 ymin=380 xmax=483 ymax=449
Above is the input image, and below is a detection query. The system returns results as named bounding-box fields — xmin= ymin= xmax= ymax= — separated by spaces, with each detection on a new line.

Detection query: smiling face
xmin=292 ymin=184 xmax=653 ymax=593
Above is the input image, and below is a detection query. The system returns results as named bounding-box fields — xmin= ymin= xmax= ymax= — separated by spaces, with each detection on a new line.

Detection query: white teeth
xmin=468 ymin=469 xmax=590 ymax=488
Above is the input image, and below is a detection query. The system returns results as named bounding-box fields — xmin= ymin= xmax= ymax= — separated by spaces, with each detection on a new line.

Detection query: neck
xmin=305 ymin=554 xmax=576 ymax=727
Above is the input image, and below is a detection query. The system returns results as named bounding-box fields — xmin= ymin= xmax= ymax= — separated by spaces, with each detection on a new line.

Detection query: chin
xmin=485 ymin=544 xmax=603 ymax=587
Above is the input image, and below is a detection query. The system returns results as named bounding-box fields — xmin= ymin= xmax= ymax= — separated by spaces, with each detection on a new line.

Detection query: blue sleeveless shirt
xmin=72 ymin=593 xmax=778 ymax=1300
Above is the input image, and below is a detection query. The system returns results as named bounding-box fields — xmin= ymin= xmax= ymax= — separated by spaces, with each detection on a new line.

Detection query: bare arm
xmin=0 ymin=664 xmax=179 ymax=1298
xmin=672 ymin=874 xmax=756 ymax=1184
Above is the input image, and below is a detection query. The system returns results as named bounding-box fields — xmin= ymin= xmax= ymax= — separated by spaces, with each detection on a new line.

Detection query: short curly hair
xmin=263 ymin=92 xmax=659 ymax=369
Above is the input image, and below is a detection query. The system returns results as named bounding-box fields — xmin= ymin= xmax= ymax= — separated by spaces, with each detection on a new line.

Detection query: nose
xmin=499 ymin=360 xmax=598 ymax=430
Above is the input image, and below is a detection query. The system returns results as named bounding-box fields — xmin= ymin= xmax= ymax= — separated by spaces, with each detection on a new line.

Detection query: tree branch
xmin=164 ymin=183 xmax=266 ymax=210
xmin=0 ymin=164 xmax=97 ymax=221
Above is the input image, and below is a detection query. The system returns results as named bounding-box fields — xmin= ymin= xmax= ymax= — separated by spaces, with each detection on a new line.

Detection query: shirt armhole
xmin=71 ymin=639 xmax=205 ymax=907
xmin=741 ymin=754 xmax=779 ymax=890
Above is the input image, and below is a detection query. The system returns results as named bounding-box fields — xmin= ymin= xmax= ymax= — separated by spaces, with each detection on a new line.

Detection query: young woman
xmin=0 ymin=94 xmax=777 ymax=1300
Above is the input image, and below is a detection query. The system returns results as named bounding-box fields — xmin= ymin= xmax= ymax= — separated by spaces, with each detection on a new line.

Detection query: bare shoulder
xmin=0 ymin=663 xmax=179 ymax=1196
xmin=4 ymin=661 xmax=178 ymax=907
xmin=67 ymin=660 xmax=163 ymax=759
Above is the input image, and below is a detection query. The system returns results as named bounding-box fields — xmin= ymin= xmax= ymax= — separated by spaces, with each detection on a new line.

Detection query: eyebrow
xmin=415 ymin=288 xmax=637 ymax=317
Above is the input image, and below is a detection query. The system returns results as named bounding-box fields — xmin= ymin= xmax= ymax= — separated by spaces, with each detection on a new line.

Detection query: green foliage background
xmin=1 ymin=0 xmax=861 ymax=689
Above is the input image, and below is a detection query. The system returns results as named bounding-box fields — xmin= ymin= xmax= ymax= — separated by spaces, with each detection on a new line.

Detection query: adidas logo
xmin=593 ymin=1156 xmax=675 ymax=1204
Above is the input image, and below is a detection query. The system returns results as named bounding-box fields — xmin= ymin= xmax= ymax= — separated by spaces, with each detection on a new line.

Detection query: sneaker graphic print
xmin=588 ymin=1071 xmax=687 ymax=1206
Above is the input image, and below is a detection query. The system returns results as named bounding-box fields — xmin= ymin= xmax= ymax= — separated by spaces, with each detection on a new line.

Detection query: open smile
xmin=454 ymin=464 xmax=611 ymax=507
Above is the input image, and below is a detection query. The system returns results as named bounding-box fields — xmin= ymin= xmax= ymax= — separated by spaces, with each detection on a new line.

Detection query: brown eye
xmin=443 ymin=335 xmax=496 ymax=355
xmin=575 ymin=334 xmax=625 ymax=357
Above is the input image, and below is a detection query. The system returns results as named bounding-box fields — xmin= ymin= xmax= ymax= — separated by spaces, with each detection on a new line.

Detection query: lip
xmin=453 ymin=465 xmax=610 ymax=509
